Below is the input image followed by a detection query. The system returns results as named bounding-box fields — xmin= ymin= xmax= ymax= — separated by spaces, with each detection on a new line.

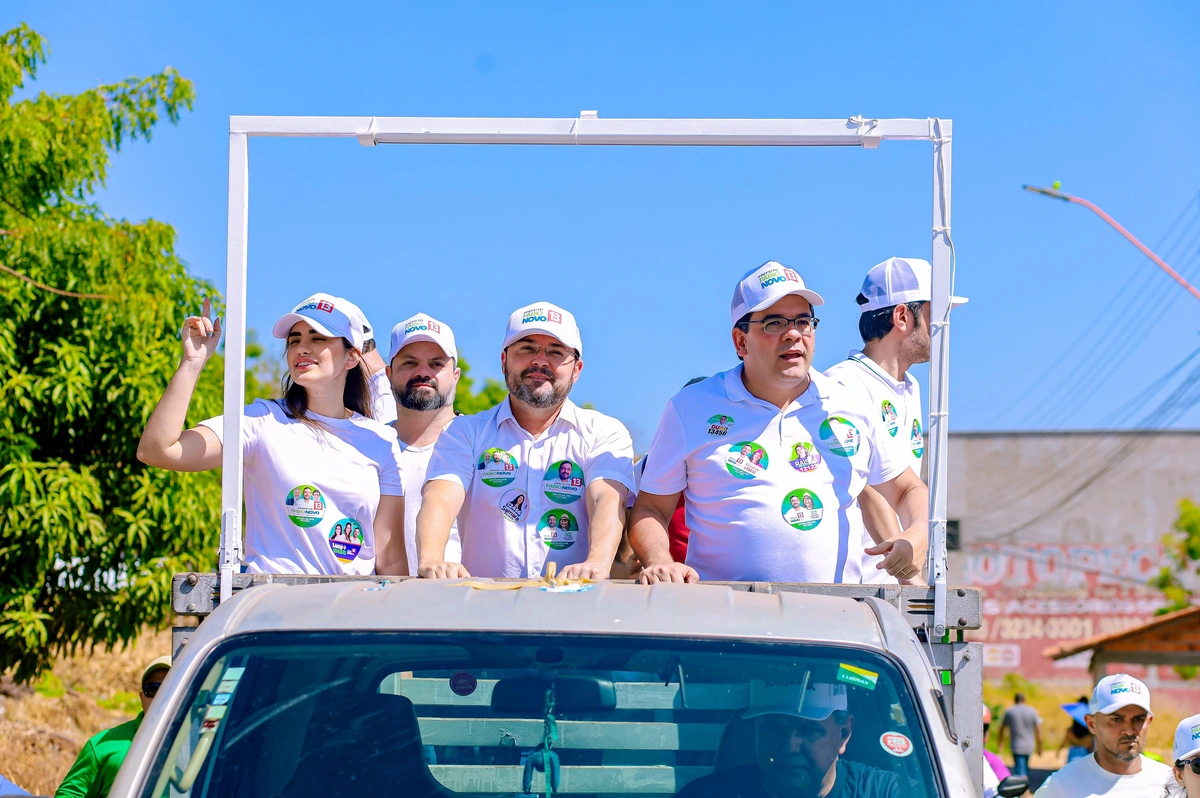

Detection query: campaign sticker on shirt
xmin=910 ymin=419 xmax=925 ymax=459
xmin=449 ymin=672 xmax=478 ymax=697
xmin=285 ymin=484 xmax=326 ymax=528
xmin=781 ymin=489 xmax=823 ymax=531
xmin=819 ymin=417 xmax=861 ymax=457
xmin=537 ymin=509 xmax=578 ymax=550
xmin=543 ymin=460 xmax=585 ymax=504
xmin=478 ymin=448 xmax=518 ymax=487
xmin=881 ymin=400 xmax=900 ymax=437
xmin=500 ymin=489 xmax=531 ymax=523
xmin=328 ymin=518 xmax=363 ymax=563
xmin=880 ymin=732 xmax=913 ymax=758
xmin=788 ymin=441 xmax=823 ymax=473
xmin=725 ymin=441 xmax=769 ymax=479
xmin=706 ymin=414 xmax=735 ymax=436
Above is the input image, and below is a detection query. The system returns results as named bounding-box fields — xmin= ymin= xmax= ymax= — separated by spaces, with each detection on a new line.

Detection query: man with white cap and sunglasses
xmin=1035 ymin=673 xmax=1170 ymax=797
xmin=630 ymin=261 xmax=929 ymax=584
xmin=678 ymin=680 xmax=899 ymax=798
xmin=385 ymin=312 xmax=464 ymax=575
xmin=417 ymin=301 xmax=635 ymax=580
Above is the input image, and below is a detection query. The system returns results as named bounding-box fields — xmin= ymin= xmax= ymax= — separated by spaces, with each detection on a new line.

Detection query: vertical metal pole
xmin=927 ymin=118 xmax=952 ymax=638
xmin=219 ymin=131 xmax=249 ymax=603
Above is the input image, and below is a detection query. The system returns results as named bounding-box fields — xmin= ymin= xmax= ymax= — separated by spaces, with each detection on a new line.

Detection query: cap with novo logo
xmin=388 ymin=312 xmax=457 ymax=363
xmin=503 ymin=302 xmax=582 ymax=356
xmin=742 ymin=680 xmax=848 ymax=722
xmin=1089 ymin=673 xmax=1152 ymax=716
xmin=730 ymin=261 xmax=825 ymax=328
xmin=1174 ymin=713 xmax=1200 ymax=763
xmin=271 ymin=293 xmax=365 ymax=350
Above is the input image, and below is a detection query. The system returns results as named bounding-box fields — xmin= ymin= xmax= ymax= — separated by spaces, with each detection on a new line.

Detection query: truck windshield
xmin=145 ymin=632 xmax=940 ymax=798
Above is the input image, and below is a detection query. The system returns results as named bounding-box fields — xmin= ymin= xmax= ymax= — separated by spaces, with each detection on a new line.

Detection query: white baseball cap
xmin=858 ymin=256 xmax=969 ymax=313
xmin=743 ymin=680 xmax=848 ymax=722
xmin=338 ymin=298 xmax=377 ymax=350
xmin=730 ymin=261 xmax=825 ymax=328
xmin=502 ymin=302 xmax=582 ymax=356
xmin=1174 ymin=714 xmax=1200 ymax=762
xmin=272 ymin=293 xmax=365 ymax=350
xmin=388 ymin=312 xmax=458 ymax=363
xmin=1089 ymin=673 xmax=1152 ymax=716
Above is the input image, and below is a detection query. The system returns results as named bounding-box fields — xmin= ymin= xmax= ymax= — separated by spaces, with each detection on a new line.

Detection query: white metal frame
xmin=219 ymin=113 xmax=957 ymax=634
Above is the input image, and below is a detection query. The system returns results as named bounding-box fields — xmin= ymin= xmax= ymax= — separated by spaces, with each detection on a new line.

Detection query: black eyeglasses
xmin=142 ymin=681 xmax=163 ymax=698
xmin=738 ymin=315 xmax=820 ymax=336
xmin=1179 ymin=759 xmax=1200 ymax=775
xmin=508 ymin=342 xmax=578 ymax=365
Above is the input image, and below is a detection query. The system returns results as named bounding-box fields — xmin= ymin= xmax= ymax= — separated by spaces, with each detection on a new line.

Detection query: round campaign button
xmin=537 ymin=509 xmax=578 ymax=550
xmin=819 ymin=417 xmax=861 ymax=457
xmin=543 ymin=460 xmax=584 ymax=504
xmin=880 ymin=731 xmax=913 ymax=758
xmin=725 ymin=441 xmax=769 ymax=479
xmin=706 ymin=414 xmax=735 ymax=437
xmin=781 ymin=489 xmax=823 ymax=531
xmin=880 ymin=400 xmax=900 ymax=437
xmin=477 ymin=447 xmax=518 ymax=487
xmin=788 ymin=441 xmax=823 ymax=473
xmin=328 ymin=518 xmax=363 ymax=563
xmin=286 ymin=484 xmax=326 ymax=528
xmin=500 ymin=489 xmax=530 ymax=523
xmin=449 ymin=671 xmax=478 ymax=697
xmin=910 ymin=420 xmax=925 ymax=459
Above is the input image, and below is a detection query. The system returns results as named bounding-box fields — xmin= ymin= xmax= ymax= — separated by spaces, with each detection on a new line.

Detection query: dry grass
xmin=0 ymin=627 xmax=173 ymax=796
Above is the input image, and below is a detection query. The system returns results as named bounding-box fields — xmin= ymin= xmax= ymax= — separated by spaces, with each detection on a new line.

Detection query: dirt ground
xmin=0 ymin=627 xmax=174 ymax=796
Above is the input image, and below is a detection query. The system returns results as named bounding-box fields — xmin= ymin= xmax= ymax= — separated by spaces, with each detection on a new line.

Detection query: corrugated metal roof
xmin=220 ymin=579 xmax=886 ymax=648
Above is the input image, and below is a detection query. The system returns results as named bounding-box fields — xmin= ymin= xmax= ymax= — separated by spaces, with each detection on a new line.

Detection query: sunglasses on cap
xmin=1179 ymin=759 xmax=1200 ymax=776
xmin=141 ymin=681 xmax=163 ymax=698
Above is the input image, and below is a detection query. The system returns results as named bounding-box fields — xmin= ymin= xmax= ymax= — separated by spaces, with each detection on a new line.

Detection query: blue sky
xmin=10 ymin=1 xmax=1200 ymax=447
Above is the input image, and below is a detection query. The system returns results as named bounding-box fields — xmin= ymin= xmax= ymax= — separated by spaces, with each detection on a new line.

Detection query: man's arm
xmin=373 ymin=495 xmax=408 ymax=576
xmin=864 ymin=468 xmax=929 ymax=579
xmin=55 ymin=741 xmax=99 ymax=798
xmin=630 ymin=490 xmax=697 ymax=584
xmin=560 ymin=478 xmax=627 ymax=580
xmin=416 ymin=480 xmax=470 ymax=578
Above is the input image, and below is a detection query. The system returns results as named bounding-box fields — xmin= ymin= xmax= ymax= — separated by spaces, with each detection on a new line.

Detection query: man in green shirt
xmin=55 ymin=655 xmax=171 ymax=798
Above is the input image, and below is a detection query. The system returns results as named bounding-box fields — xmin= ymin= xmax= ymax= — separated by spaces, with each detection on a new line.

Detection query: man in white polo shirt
xmin=385 ymin=312 xmax=463 ymax=575
xmin=416 ymin=302 xmax=635 ymax=580
xmin=826 ymin=257 xmax=943 ymax=585
xmin=1035 ymin=673 xmax=1169 ymax=797
xmin=630 ymin=261 xmax=929 ymax=584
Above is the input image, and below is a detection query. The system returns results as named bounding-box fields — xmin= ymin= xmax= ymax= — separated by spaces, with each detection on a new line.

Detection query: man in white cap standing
xmin=385 ymin=312 xmax=464 ymax=575
xmin=630 ymin=261 xmax=929 ymax=584
xmin=417 ymin=302 xmax=635 ymax=580
xmin=1035 ymin=673 xmax=1170 ymax=797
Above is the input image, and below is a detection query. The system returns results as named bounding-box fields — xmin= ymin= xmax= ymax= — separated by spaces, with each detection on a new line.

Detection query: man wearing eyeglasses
xmin=417 ymin=302 xmax=635 ymax=580
xmin=630 ymin=261 xmax=928 ymax=584
xmin=55 ymin=656 xmax=171 ymax=798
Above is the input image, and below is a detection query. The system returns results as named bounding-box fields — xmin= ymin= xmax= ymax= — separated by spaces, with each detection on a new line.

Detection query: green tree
xmin=0 ymin=24 xmax=265 ymax=681
xmin=1151 ymin=498 xmax=1200 ymax=613
xmin=454 ymin=357 xmax=507 ymax=415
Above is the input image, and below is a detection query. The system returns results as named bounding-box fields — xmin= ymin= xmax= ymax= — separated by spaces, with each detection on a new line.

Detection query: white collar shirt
xmin=425 ymin=396 xmax=635 ymax=578
xmin=638 ymin=365 xmax=905 ymax=583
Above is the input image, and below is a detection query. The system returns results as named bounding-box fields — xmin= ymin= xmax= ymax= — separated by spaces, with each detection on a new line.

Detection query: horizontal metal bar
xmin=387 ymin=677 xmax=748 ymax=710
xmin=417 ymin=718 xmax=724 ymax=750
xmin=430 ymin=765 xmax=710 ymax=794
xmin=228 ymin=115 xmax=937 ymax=145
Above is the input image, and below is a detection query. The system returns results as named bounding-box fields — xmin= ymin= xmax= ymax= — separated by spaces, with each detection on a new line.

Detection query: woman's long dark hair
xmin=279 ymin=337 xmax=373 ymax=432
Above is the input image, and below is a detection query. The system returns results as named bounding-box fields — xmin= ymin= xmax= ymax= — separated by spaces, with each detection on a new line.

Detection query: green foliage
xmin=33 ymin=671 xmax=64 ymax=698
xmin=453 ymin=356 xmax=507 ymax=415
xmin=96 ymin=690 xmax=141 ymax=714
xmin=1150 ymin=498 xmax=1200 ymax=615
xmin=0 ymin=24 xmax=265 ymax=682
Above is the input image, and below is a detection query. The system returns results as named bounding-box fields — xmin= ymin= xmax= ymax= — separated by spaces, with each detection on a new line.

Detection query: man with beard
xmin=824 ymin=257 xmax=954 ymax=585
xmin=678 ymin=681 xmax=899 ymax=798
xmin=385 ymin=312 xmax=463 ymax=575
xmin=1035 ymin=673 xmax=1169 ymax=797
xmin=417 ymin=302 xmax=634 ymax=579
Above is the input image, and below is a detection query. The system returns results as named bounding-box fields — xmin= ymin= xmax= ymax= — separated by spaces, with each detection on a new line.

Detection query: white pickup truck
xmin=109 ymin=576 xmax=1026 ymax=798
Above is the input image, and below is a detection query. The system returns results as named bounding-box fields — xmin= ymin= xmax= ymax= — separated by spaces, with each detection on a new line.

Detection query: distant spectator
xmin=997 ymin=692 xmax=1043 ymax=777
xmin=1057 ymin=695 xmax=1095 ymax=764
xmin=983 ymin=704 xmax=1012 ymax=793
xmin=55 ymin=655 xmax=171 ymax=798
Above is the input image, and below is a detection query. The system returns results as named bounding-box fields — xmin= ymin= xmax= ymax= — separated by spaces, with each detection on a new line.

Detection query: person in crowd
xmin=629 ymin=261 xmax=928 ymax=584
xmin=56 ymin=656 xmax=171 ymax=798
xmin=340 ymin=298 xmax=397 ymax=426
xmin=1035 ymin=673 xmax=1170 ymax=797
xmin=1166 ymin=713 xmax=1200 ymax=797
xmin=1058 ymin=696 xmax=1095 ymax=764
xmin=998 ymin=692 xmax=1042 ymax=777
xmin=982 ymin=705 xmax=1012 ymax=798
xmin=417 ymin=302 xmax=635 ymax=580
xmin=137 ymin=294 xmax=406 ymax=575
xmin=383 ymin=312 xmax=464 ymax=575
xmin=825 ymin=257 xmax=960 ymax=585
xmin=677 ymin=681 xmax=899 ymax=798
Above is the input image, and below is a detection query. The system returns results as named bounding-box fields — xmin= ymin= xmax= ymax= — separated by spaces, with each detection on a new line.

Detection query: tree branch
xmin=0 ymin=262 xmax=110 ymax=300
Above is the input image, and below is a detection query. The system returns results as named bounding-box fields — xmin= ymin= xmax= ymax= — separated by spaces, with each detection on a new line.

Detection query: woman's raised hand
xmin=181 ymin=296 xmax=223 ymax=367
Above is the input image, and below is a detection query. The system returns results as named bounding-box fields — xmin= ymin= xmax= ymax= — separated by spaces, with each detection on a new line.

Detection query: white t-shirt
xmin=370 ymin=370 xmax=398 ymax=426
xmin=1034 ymin=753 xmax=1172 ymax=798
xmin=425 ymin=397 xmax=636 ymax=578
xmin=200 ymin=399 xmax=405 ymax=575
xmin=825 ymin=350 xmax=925 ymax=584
xmin=396 ymin=427 xmax=462 ymax=575
xmin=639 ymin=365 xmax=906 ymax=583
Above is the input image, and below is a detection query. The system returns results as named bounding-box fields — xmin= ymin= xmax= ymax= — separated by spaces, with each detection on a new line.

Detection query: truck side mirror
xmin=996 ymin=774 xmax=1029 ymax=797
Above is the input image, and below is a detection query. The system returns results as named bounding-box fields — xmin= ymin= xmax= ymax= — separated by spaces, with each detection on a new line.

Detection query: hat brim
xmin=743 ymin=704 xmax=837 ymax=722
xmin=389 ymin=334 xmax=456 ymax=364
xmin=1178 ymin=745 xmax=1200 ymax=763
xmin=747 ymin=288 xmax=826 ymax=314
xmin=141 ymin=655 xmax=172 ymax=684
xmin=272 ymin=313 xmax=340 ymax=340
xmin=1091 ymin=701 xmax=1152 ymax=717
xmin=503 ymin=327 xmax=580 ymax=356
